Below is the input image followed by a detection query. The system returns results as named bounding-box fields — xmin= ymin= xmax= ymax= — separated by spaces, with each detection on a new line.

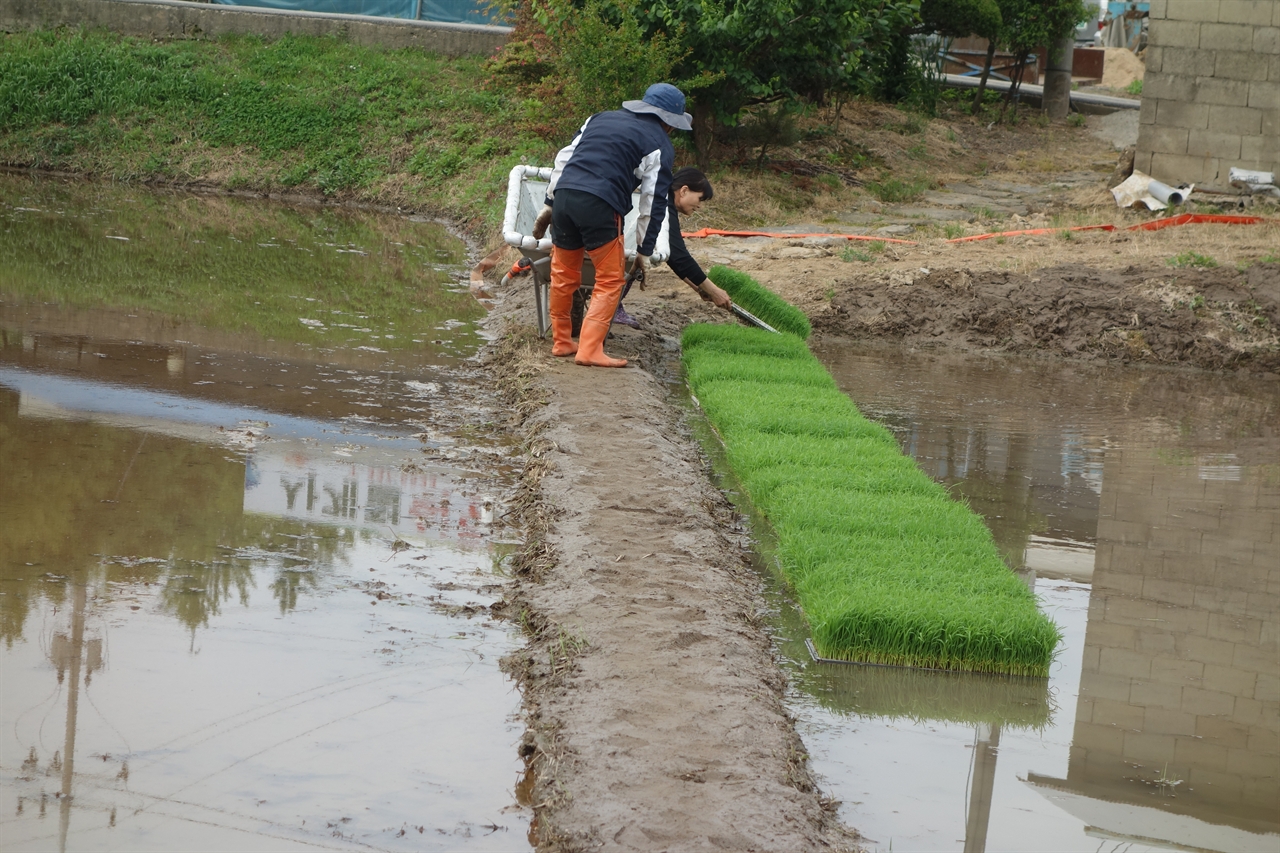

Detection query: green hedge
xmin=683 ymin=323 xmax=1060 ymax=677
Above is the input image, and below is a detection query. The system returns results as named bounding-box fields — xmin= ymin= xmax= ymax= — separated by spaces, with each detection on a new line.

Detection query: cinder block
xmin=1195 ymin=715 xmax=1252 ymax=746
xmin=1249 ymin=80 xmax=1280 ymax=109
xmin=1198 ymin=76 xmax=1253 ymax=105
xmin=1151 ymin=20 xmax=1203 ymax=48
xmin=1192 ymin=584 xmax=1250 ymax=613
xmin=1141 ymin=96 xmax=1160 ymax=125
xmin=1151 ymin=152 xmax=1223 ymax=184
xmin=1245 ymin=591 xmax=1276 ymax=620
xmin=1271 ymin=53 xmax=1280 ymax=80
xmin=1163 ymin=46 xmax=1218 ymax=77
xmin=1143 ymin=706 xmax=1199 ymax=736
xmin=1232 ymin=642 xmax=1278 ymax=674
xmin=1246 ymin=725 xmax=1279 ymax=753
xmin=1145 ymin=72 xmax=1202 ymax=101
xmin=1202 ymin=22 xmax=1257 ymax=50
xmin=1226 ymin=745 xmax=1280 ymax=776
xmin=1081 ymin=672 xmax=1134 ymax=703
xmin=1216 ymin=49 xmax=1271 ymax=80
xmin=1100 ymin=646 xmax=1155 ymax=678
xmin=1095 ymin=571 xmax=1145 ymax=596
xmin=1241 ymin=135 xmax=1276 ymax=164
xmin=1136 ymin=629 xmax=1178 ymax=656
xmin=1147 ymin=45 xmax=1166 ymax=74
xmin=1207 ymin=612 xmax=1262 ymax=644
xmin=1124 ymin=731 xmax=1180 ymax=762
xmin=1174 ymin=735 xmax=1230 ymax=770
xmin=1097 ymin=517 xmax=1153 ymax=544
xmin=1201 ymin=663 xmax=1259 ymax=696
xmin=1143 ymin=577 xmax=1199 ymax=607
xmin=1134 ymin=149 xmax=1155 ymax=173
xmin=1261 ymin=106 xmax=1279 ymax=135
xmin=1148 ymin=525 xmax=1205 ymax=555
xmin=1181 ymin=685 xmax=1237 ymax=716
xmin=1219 ymin=0 xmax=1275 ymax=25
xmin=1091 ymin=696 xmax=1147 ymax=729
xmin=1177 ymin=633 xmax=1237 ymax=665
xmin=1233 ymin=695 xmax=1266 ymax=725
xmin=1256 ymin=672 xmax=1280 ymax=702
xmin=1188 ymin=765 xmax=1246 ymax=795
xmin=1084 ymin=620 xmax=1140 ymax=650
xmin=1149 ymin=0 xmax=1168 ymax=18
xmin=1151 ymin=655 xmax=1205 ymax=682
xmin=1168 ymin=0 xmax=1218 ymax=23
xmin=1201 ymin=527 xmax=1262 ymax=560
xmin=1130 ymin=679 xmax=1185 ymax=709
xmin=1275 ymin=0 xmax=1280 ymax=25
xmin=1257 ymin=26 xmax=1280 ymax=53
xmin=1074 ymin=721 xmax=1128 ymax=754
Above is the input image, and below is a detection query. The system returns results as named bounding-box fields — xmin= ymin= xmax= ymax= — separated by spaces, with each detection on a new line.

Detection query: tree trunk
xmin=692 ymin=99 xmax=716 ymax=172
xmin=971 ymin=40 xmax=997 ymax=114
xmin=1042 ymin=36 xmax=1075 ymax=120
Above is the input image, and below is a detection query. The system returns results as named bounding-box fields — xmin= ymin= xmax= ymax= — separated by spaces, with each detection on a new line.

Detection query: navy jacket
xmin=545 ymin=110 xmax=674 ymax=257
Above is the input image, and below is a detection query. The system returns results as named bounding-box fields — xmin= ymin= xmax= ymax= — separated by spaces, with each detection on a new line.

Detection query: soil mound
xmin=1103 ymin=47 xmax=1145 ymax=89
xmin=814 ymin=263 xmax=1280 ymax=372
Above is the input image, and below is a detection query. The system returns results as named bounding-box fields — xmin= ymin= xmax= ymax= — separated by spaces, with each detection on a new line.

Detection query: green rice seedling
xmin=706 ymin=266 xmax=812 ymax=339
xmin=680 ymin=323 xmax=813 ymax=360
xmin=684 ymin=354 xmax=836 ymax=390
xmin=680 ymin=323 xmax=1062 ymax=676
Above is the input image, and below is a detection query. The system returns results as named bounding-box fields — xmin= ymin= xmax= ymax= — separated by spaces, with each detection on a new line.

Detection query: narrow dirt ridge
xmin=491 ymin=281 xmax=855 ymax=852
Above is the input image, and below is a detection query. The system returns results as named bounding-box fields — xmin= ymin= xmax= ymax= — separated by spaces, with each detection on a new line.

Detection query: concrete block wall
xmin=0 ymin=0 xmax=510 ymax=57
xmin=1067 ymin=446 xmax=1279 ymax=832
xmin=1137 ymin=0 xmax=1279 ymax=187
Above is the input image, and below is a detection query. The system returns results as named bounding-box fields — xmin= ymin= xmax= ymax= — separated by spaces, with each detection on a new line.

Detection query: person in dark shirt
xmin=613 ymin=167 xmax=732 ymax=327
xmin=531 ymin=83 xmax=688 ymax=368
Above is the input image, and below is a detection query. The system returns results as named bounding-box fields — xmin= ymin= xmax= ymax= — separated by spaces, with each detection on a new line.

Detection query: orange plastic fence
xmin=1126 ymin=213 xmax=1275 ymax=231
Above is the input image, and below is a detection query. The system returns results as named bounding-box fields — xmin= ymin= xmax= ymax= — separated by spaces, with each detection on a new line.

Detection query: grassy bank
xmin=682 ymin=322 xmax=1061 ymax=677
xmin=0 ymin=28 xmax=546 ymax=231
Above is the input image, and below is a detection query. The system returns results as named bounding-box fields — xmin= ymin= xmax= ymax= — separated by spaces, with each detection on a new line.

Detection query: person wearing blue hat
xmin=531 ymin=83 xmax=692 ymax=368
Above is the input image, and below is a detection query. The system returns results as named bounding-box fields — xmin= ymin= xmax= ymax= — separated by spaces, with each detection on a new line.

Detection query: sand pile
xmin=1103 ymin=47 xmax=1145 ymax=90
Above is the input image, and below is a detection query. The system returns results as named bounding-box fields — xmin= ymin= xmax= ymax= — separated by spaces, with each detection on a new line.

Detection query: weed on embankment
xmin=0 ymin=28 xmax=546 ymax=228
xmin=681 ymin=323 xmax=1061 ymax=677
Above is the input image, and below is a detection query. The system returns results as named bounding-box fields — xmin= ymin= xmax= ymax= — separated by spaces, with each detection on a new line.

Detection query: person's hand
xmin=631 ymin=253 xmax=651 ymax=289
xmin=701 ymin=281 xmax=731 ymax=310
xmin=531 ymin=204 xmax=553 ymax=240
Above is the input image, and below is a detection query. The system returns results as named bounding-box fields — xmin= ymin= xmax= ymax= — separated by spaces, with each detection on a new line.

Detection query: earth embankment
xmin=488 ymin=278 xmax=857 ymax=852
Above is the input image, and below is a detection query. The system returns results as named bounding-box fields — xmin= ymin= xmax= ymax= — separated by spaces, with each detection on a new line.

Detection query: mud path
xmin=487 ymin=281 xmax=855 ymax=852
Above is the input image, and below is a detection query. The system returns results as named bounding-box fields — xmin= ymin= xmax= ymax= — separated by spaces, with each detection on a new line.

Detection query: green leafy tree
xmin=992 ymin=0 xmax=1089 ymax=113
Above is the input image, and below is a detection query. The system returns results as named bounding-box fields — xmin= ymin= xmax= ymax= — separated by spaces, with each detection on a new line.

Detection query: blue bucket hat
xmin=622 ymin=83 xmax=693 ymax=131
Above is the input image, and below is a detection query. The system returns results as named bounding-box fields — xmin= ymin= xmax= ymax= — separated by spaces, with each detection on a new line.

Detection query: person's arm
xmin=544 ymin=116 xmax=592 ymax=203
xmin=666 ymin=204 xmax=731 ymax=310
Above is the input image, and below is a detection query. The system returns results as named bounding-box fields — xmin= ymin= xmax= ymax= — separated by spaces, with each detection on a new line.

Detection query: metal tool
xmin=729 ymin=303 xmax=779 ymax=333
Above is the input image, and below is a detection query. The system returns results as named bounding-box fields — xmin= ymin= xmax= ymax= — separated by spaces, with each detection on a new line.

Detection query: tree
xmin=990 ymin=0 xmax=1089 ymax=115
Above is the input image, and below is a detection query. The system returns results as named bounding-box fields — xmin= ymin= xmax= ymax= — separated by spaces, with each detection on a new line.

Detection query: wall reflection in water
xmin=793 ymin=344 xmax=1278 ymax=852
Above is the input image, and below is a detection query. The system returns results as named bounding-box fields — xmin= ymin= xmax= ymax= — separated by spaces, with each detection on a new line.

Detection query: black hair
xmin=671 ymin=167 xmax=713 ymax=201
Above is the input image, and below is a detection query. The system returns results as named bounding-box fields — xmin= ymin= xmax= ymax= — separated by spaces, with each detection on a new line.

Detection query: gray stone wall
xmin=0 ymin=0 xmax=510 ymax=57
xmin=1137 ymin=0 xmax=1279 ymax=187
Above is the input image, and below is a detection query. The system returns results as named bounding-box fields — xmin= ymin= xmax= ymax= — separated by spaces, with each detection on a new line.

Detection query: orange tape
xmin=1125 ymin=213 xmax=1275 ymax=231
xmin=682 ymin=227 xmax=917 ymax=245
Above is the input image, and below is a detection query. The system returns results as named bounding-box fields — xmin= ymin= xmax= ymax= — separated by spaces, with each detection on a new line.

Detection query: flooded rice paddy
xmin=0 ymin=175 xmax=530 ymax=851
xmin=789 ymin=345 xmax=1279 ymax=853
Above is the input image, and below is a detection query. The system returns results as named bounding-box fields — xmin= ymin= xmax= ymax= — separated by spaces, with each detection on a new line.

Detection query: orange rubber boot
xmin=574 ymin=236 xmax=628 ymax=368
xmin=549 ymin=245 xmax=583 ymax=356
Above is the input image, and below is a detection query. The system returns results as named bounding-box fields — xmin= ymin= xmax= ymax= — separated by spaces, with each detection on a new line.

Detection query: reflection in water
xmin=0 ymin=174 xmax=528 ymax=851
xmin=781 ymin=344 xmax=1279 ymax=853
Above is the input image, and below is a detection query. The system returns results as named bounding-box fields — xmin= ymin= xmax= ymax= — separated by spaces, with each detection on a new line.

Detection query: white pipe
xmin=1147 ymin=179 xmax=1186 ymax=206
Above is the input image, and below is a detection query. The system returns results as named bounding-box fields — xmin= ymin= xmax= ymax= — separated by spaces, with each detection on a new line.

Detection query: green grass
xmin=0 ymin=28 xmax=547 ymax=229
xmin=866 ymin=175 xmax=929 ymax=204
xmin=683 ymin=324 xmax=1061 ymax=676
xmin=1125 ymin=80 xmax=1143 ymax=96
xmin=1168 ymin=251 xmax=1218 ymax=269
xmin=706 ymin=266 xmax=812 ymax=339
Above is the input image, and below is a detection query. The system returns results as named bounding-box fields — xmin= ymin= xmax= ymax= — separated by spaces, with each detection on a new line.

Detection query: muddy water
xmin=0 ymin=176 xmax=530 ymax=851
xmin=783 ymin=344 xmax=1279 ymax=853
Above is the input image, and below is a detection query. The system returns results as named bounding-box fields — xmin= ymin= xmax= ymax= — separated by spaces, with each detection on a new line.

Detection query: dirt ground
xmin=487 ymin=280 xmax=858 ymax=852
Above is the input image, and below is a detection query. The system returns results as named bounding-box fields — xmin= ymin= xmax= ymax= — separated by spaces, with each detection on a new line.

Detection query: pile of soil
xmin=813 ymin=262 xmax=1280 ymax=372
xmin=1102 ymin=47 xmax=1145 ymax=89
